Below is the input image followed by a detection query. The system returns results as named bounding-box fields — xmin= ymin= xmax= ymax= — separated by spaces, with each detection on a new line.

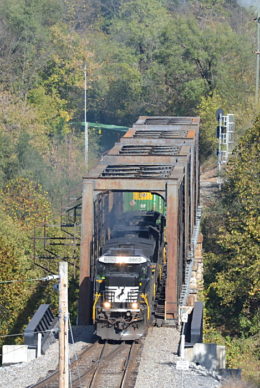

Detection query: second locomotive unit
xmin=93 ymin=210 xmax=165 ymax=340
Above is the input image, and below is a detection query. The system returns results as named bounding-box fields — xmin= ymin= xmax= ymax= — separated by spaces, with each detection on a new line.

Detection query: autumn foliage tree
xmin=2 ymin=177 xmax=52 ymax=230
xmin=0 ymin=208 xmax=37 ymax=345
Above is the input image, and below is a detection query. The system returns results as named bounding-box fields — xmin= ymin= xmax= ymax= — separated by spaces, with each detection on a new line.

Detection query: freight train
xmin=79 ymin=116 xmax=200 ymax=340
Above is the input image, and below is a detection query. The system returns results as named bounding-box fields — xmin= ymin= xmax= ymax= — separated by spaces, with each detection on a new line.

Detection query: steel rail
xmin=75 ymin=342 xmax=128 ymax=387
xmin=120 ymin=342 xmax=141 ymax=388
xmin=29 ymin=342 xmax=98 ymax=388
xmin=88 ymin=342 xmax=115 ymax=387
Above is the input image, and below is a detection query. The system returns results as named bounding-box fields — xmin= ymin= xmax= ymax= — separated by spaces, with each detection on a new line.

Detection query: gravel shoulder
xmin=0 ymin=325 xmax=225 ymax=388
xmin=0 ymin=326 xmax=96 ymax=388
xmin=135 ymin=326 xmax=223 ymax=388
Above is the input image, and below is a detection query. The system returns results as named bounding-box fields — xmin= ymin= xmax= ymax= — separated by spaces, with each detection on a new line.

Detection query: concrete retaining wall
xmin=2 ymin=345 xmax=36 ymax=365
xmin=184 ymin=343 xmax=226 ymax=370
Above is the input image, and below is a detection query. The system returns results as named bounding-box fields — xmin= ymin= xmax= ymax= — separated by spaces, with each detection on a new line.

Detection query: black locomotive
xmin=93 ymin=211 xmax=165 ymax=340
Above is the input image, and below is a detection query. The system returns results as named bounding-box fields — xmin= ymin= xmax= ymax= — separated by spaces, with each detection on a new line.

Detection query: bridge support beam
xmin=79 ymin=181 xmax=94 ymax=325
xmin=165 ymin=183 xmax=179 ymax=319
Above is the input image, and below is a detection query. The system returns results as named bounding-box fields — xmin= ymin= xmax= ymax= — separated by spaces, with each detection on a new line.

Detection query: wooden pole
xmin=84 ymin=64 xmax=88 ymax=170
xmin=59 ymin=261 xmax=69 ymax=388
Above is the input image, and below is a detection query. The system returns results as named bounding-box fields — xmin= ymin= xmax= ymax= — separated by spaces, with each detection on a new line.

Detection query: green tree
xmin=0 ymin=0 xmax=64 ymax=93
xmin=204 ymin=119 xmax=260 ymax=335
xmin=0 ymin=208 xmax=36 ymax=345
xmin=159 ymin=15 xmax=253 ymax=110
xmin=197 ymin=94 xmax=226 ymax=161
xmin=87 ymin=1 xmax=254 ymax=123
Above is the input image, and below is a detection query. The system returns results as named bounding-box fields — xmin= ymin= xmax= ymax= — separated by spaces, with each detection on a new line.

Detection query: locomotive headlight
xmin=131 ymin=302 xmax=139 ymax=310
xmin=103 ymin=301 xmax=111 ymax=309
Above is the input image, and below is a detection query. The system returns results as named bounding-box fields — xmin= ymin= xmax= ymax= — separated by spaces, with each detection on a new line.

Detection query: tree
xmin=87 ymin=1 xmax=254 ymax=123
xmin=2 ymin=177 xmax=52 ymax=230
xmin=204 ymin=118 xmax=260 ymax=335
xmin=158 ymin=15 xmax=253 ymax=110
xmin=0 ymin=0 xmax=64 ymax=94
xmin=197 ymin=94 xmax=226 ymax=161
xmin=0 ymin=208 xmax=36 ymax=345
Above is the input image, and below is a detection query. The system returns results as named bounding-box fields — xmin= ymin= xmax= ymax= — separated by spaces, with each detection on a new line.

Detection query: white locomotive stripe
xmin=105 ymin=286 xmax=139 ymax=302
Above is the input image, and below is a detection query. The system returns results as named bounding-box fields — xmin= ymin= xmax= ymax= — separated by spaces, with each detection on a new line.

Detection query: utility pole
xmin=216 ymin=108 xmax=224 ymax=190
xmin=59 ymin=261 xmax=69 ymax=388
xmin=218 ymin=112 xmax=223 ymax=181
xmin=84 ymin=64 xmax=89 ymax=171
xmin=255 ymin=12 xmax=260 ymax=106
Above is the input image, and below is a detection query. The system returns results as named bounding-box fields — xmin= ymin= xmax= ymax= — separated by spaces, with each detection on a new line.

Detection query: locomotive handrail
xmin=92 ymin=293 xmax=101 ymax=321
xmin=140 ymin=293 xmax=150 ymax=319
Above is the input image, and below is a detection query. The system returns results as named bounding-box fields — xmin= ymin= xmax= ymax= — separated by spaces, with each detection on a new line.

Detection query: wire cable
xmin=68 ymin=316 xmax=83 ymax=388
xmin=0 ymin=328 xmax=57 ymax=339
xmin=0 ymin=275 xmax=59 ymax=284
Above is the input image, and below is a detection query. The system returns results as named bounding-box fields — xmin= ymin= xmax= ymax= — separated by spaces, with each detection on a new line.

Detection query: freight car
xmin=93 ymin=211 xmax=165 ymax=340
xmin=79 ymin=116 xmax=200 ymax=341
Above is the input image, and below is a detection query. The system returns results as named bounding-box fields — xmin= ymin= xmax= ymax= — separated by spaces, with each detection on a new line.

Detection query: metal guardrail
xmin=24 ymin=304 xmax=58 ymax=354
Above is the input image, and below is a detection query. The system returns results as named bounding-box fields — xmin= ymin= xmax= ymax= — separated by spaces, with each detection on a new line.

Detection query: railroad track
xmin=30 ymin=340 xmax=142 ymax=388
